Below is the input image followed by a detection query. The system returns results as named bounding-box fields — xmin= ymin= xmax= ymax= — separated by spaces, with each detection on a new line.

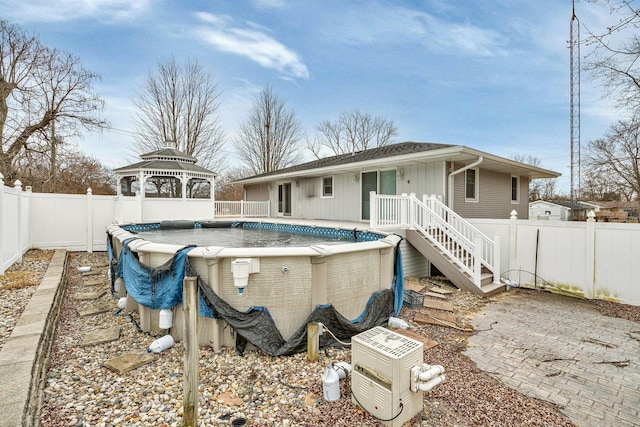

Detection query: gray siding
xmin=396 ymin=162 xmax=446 ymax=198
xmin=397 ymin=231 xmax=431 ymax=277
xmin=245 ymin=184 xmax=269 ymax=201
xmin=293 ymin=174 xmax=362 ymax=221
xmin=452 ymin=166 xmax=530 ymax=219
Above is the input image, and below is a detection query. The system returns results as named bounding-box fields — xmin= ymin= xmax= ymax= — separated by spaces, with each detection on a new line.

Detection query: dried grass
xmin=0 ymin=270 xmax=40 ymax=290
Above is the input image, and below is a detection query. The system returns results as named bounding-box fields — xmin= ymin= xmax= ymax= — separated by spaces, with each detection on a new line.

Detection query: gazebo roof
xmin=113 ymin=141 xmax=215 ymax=177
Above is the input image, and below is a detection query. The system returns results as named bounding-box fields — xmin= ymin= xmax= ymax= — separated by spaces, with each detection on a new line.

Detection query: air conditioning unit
xmin=351 ymin=326 xmax=424 ymax=427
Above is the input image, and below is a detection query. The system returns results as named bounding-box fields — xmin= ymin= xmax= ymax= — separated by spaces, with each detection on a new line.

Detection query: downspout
xmin=447 ymin=156 xmax=483 ymax=210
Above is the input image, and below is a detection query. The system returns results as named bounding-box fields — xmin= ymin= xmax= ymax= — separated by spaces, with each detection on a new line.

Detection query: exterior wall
xmin=291 ymin=174 xmax=361 ymax=221
xmin=395 ymin=161 xmax=447 ymax=198
xmin=452 ymin=166 xmax=530 ymax=219
xmin=245 ymin=183 xmax=269 ymax=201
xmin=251 ymin=162 xmax=448 ymax=222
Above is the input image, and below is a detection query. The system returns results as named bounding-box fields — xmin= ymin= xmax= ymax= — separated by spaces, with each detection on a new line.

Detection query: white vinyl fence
xmin=372 ymin=193 xmax=640 ymax=306
xmin=473 ymin=211 xmax=640 ymax=306
xmin=1 ymin=176 xmax=116 ymax=274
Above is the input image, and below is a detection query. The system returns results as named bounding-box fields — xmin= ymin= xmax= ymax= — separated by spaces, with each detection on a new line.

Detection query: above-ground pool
xmin=107 ymin=220 xmax=402 ymax=352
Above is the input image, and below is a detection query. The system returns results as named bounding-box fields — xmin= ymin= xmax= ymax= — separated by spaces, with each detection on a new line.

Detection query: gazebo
xmin=113 ymin=141 xmax=216 ymax=223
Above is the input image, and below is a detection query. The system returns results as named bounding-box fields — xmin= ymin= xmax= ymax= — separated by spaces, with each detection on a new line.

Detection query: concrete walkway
xmin=465 ymin=290 xmax=640 ymax=427
xmin=0 ymin=250 xmax=67 ymax=427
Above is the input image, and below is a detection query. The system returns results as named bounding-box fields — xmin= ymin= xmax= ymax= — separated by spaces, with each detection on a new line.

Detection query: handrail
xmin=371 ymin=193 xmax=498 ymax=289
xmin=423 ymin=194 xmax=495 ymax=271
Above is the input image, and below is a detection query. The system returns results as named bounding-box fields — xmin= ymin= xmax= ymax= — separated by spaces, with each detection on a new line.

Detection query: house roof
xmin=235 ymin=141 xmax=561 ymax=184
xmin=113 ymin=141 xmax=215 ymax=177
xmin=114 ymin=159 xmax=215 ymax=175
xmin=139 ymin=147 xmax=196 ymax=163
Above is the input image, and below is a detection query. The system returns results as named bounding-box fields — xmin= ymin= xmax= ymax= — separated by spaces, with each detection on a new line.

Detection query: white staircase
xmin=370 ymin=193 xmax=504 ymax=296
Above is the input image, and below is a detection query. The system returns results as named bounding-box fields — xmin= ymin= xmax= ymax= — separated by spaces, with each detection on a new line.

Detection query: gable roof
xmin=113 ymin=141 xmax=215 ymax=177
xmin=235 ymin=141 xmax=561 ymax=184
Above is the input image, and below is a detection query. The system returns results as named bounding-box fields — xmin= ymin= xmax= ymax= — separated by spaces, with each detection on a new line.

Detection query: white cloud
xmin=250 ymin=0 xmax=287 ymax=10
xmin=0 ymin=0 xmax=153 ymax=23
xmin=324 ymin=3 xmax=508 ymax=58
xmin=192 ymin=12 xmax=309 ymax=79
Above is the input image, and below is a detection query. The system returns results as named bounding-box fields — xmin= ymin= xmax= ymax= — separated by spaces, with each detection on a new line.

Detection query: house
xmin=236 ymin=142 xmax=560 ymax=222
xmin=529 ymin=200 xmax=601 ymax=221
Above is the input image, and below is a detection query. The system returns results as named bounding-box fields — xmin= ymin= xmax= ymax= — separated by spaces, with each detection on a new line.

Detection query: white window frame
xmin=321 ymin=176 xmax=334 ymax=198
xmin=511 ymin=175 xmax=520 ymax=204
xmin=465 ymin=168 xmax=479 ymax=202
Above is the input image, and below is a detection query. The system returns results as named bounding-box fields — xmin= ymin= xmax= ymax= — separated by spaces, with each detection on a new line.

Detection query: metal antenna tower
xmin=570 ymin=0 xmax=581 ymax=219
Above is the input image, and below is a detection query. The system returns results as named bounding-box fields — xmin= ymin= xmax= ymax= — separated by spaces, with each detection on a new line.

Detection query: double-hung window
xmin=322 ymin=176 xmax=334 ymax=198
xmin=465 ymin=168 xmax=478 ymax=201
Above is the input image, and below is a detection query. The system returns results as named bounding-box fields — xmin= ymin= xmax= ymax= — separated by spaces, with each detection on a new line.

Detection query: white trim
xmin=511 ymin=175 xmax=520 ymax=204
xmin=321 ymin=176 xmax=334 ymax=198
xmin=465 ymin=168 xmax=479 ymax=202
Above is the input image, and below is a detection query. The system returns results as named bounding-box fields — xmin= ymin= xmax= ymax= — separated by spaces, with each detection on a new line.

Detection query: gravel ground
xmin=3 ymin=250 xmax=640 ymax=426
xmin=0 ymin=249 xmax=53 ymax=350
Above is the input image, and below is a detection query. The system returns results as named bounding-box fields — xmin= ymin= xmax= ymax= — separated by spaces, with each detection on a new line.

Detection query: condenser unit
xmin=351 ymin=326 xmax=424 ymax=427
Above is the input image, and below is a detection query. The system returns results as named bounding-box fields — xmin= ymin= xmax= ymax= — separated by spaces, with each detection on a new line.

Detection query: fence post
xmin=0 ymin=172 xmax=4 ymax=276
xmin=14 ymin=180 xmax=22 ymax=263
xmin=509 ymin=210 xmax=518 ymax=284
xmin=183 ymin=276 xmax=199 ymax=426
xmin=240 ymin=200 xmax=245 ymax=218
xmin=369 ymin=191 xmax=377 ymax=228
xmin=585 ymin=211 xmax=596 ymax=299
xmin=87 ymin=188 xmax=93 ymax=253
xmin=25 ymin=186 xmax=32 ymax=255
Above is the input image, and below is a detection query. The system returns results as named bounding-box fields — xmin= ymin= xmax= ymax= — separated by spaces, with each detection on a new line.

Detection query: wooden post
xmin=307 ymin=322 xmax=319 ymax=362
xmin=183 ymin=276 xmax=198 ymax=426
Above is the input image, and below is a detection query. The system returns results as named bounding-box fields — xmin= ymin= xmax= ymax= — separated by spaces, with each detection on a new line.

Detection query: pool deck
xmin=220 ymin=217 xmax=374 ymax=231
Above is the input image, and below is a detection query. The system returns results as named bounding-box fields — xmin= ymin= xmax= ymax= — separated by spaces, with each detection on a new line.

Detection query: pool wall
xmin=106 ymin=222 xmax=401 ymax=350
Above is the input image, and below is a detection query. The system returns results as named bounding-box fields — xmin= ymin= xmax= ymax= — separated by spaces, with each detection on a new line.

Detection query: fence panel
xmin=2 ymin=185 xmax=20 ymax=272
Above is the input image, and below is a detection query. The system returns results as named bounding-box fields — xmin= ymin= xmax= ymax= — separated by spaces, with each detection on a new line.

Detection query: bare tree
xmin=16 ymin=147 xmax=115 ymax=194
xmin=511 ymin=154 xmax=559 ymax=201
xmin=309 ymin=110 xmax=397 ymax=158
xmin=0 ymin=20 xmax=105 ymax=183
xmin=234 ymin=86 xmax=303 ymax=175
xmin=133 ymin=56 xmax=225 ymax=170
xmin=584 ymin=118 xmax=640 ymax=200
xmin=584 ymin=0 xmax=640 ymax=114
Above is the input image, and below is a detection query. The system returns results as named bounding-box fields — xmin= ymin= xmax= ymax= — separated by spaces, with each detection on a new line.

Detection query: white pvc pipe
xmin=418 ymin=365 xmax=445 ymax=382
xmin=416 ymin=374 xmax=445 ymax=392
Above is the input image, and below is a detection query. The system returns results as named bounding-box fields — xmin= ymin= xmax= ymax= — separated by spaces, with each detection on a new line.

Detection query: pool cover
xmin=108 ymin=233 xmax=404 ymax=356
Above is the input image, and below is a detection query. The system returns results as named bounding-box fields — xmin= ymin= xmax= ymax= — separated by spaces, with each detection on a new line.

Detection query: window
xmin=322 ymin=176 xmax=333 ymax=197
xmin=465 ymin=169 xmax=478 ymax=201
xmin=511 ymin=176 xmax=520 ymax=203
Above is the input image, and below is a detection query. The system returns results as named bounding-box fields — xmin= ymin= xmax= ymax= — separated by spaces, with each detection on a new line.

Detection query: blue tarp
xmin=107 ymin=231 xmax=404 ymax=355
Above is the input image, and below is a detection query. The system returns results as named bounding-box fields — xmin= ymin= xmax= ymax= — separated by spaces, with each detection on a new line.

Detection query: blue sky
xmin=0 ymin=0 xmax=625 ymax=193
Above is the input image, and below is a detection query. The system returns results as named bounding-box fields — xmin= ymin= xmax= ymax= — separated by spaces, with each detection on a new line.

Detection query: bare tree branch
xmin=310 ymin=110 xmax=397 ymax=158
xmin=132 ymin=56 xmax=226 ymax=170
xmin=234 ymin=86 xmax=303 ymax=175
xmin=0 ymin=19 xmax=105 ymax=183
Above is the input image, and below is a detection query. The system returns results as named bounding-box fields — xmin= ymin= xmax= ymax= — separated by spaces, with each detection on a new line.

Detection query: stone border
xmin=0 ymin=249 xmax=68 ymax=427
